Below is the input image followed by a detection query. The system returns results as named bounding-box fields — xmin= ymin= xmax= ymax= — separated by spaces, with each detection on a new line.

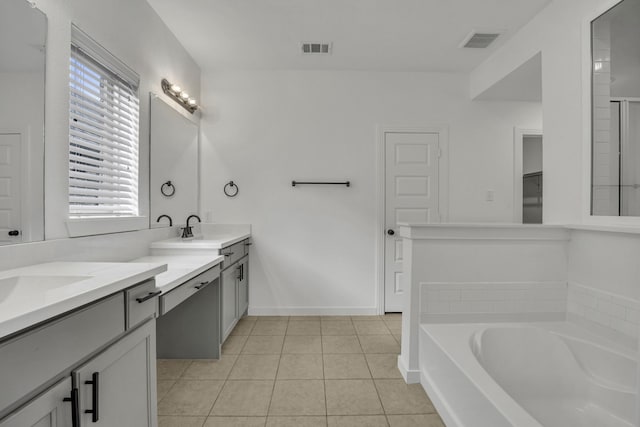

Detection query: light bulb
xmin=170 ymin=84 xmax=181 ymax=93
xmin=188 ymin=98 xmax=197 ymax=106
xmin=180 ymin=92 xmax=189 ymax=100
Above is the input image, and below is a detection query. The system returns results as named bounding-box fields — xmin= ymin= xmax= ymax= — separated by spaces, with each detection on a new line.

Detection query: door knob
xmin=8 ymin=230 xmax=19 ymax=236
xmin=387 ymin=229 xmax=395 ymax=236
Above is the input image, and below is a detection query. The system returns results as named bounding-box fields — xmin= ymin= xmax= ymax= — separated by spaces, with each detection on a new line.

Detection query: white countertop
xmin=0 ymin=261 xmax=167 ymax=340
xmin=130 ymin=254 xmax=224 ymax=294
xmin=149 ymin=233 xmax=251 ymax=250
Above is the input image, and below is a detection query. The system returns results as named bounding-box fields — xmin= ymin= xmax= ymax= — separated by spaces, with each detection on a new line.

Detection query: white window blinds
xmin=69 ymin=30 xmax=140 ymax=218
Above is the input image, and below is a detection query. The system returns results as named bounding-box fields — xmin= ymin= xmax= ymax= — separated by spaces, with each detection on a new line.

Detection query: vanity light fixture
xmin=161 ymin=78 xmax=199 ymax=114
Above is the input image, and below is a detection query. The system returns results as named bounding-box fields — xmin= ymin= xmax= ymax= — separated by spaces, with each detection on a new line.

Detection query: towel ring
xmin=161 ymin=181 xmax=176 ymax=197
xmin=224 ymin=181 xmax=239 ymax=197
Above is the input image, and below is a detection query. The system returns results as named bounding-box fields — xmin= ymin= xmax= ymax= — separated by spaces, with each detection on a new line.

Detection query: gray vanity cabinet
xmin=0 ymin=378 xmax=72 ymax=427
xmin=221 ymin=239 xmax=251 ymax=342
xmin=221 ymin=265 xmax=238 ymax=341
xmin=74 ymin=320 xmax=157 ymax=427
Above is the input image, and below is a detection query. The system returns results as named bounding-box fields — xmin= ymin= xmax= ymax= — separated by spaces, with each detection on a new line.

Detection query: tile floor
xmin=157 ymin=315 xmax=445 ymax=427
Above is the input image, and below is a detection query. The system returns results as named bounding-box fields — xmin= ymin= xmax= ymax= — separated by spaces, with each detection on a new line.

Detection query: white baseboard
xmin=397 ymin=355 xmax=420 ymax=384
xmin=248 ymin=306 xmax=378 ymax=316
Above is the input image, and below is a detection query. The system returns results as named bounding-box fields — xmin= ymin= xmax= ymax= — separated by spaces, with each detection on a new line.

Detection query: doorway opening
xmin=514 ymin=129 xmax=543 ymax=224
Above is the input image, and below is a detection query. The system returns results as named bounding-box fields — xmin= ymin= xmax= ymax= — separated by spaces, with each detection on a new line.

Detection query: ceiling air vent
xmin=301 ymin=42 xmax=332 ymax=55
xmin=460 ymin=31 xmax=502 ymax=49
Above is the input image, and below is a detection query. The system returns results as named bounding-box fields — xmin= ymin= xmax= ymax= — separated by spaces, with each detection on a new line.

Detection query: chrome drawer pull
xmin=195 ymin=281 xmax=209 ymax=290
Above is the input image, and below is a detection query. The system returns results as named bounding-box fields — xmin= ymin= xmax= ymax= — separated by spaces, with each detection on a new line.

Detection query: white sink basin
xmin=0 ymin=275 xmax=93 ymax=304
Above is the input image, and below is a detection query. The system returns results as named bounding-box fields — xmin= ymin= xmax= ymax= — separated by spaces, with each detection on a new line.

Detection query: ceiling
xmin=146 ymin=0 xmax=552 ymax=72
xmin=475 ymin=52 xmax=542 ymax=102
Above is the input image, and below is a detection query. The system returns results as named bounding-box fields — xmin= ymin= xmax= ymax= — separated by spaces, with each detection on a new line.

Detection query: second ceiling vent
xmin=301 ymin=42 xmax=332 ymax=55
xmin=460 ymin=31 xmax=502 ymax=49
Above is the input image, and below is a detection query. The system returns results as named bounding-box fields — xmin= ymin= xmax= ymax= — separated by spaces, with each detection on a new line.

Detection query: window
xmin=68 ymin=26 xmax=140 ymax=220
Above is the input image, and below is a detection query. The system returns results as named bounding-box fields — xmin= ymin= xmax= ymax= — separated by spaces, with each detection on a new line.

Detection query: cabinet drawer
xmin=125 ymin=279 xmax=159 ymax=330
xmin=0 ymin=294 xmax=124 ymax=417
xmin=220 ymin=240 xmax=246 ymax=267
xmin=160 ymin=265 xmax=220 ymax=315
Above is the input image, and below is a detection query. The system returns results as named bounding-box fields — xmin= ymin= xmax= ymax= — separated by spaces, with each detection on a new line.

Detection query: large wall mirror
xmin=591 ymin=0 xmax=640 ymax=216
xmin=0 ymin=0 xmax=46 ymax=244
xmin=149 ymin=94 xmax=199 ymax=228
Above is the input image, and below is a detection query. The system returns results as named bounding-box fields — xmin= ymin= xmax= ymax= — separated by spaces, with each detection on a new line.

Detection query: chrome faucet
xmin=156 ymin=214 xmax=173 ymax=226
xmin=181 ymin=214 xmax=201 ymax=238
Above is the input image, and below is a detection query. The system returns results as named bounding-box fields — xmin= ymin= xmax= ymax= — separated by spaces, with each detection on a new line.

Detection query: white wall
xmin=523 ymin=135 xmax=543 ymax=174
xmin=200 ymin=70 xmax=541 ymax=314
xmin=0 ymin=0 xmax=199 ymax=269
xmin=35 ymin=0 xmax=200 ymax=240
xmin=471 ymin=0 xmax=612 ymax=224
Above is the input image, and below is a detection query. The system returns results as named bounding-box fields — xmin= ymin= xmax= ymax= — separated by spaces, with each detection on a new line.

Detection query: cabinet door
xmin=0 ymin=378 xmax=73 ymax=427
xmin=74 ymin=320 xmax=157 ymax=427
xmin=237 ymin=256 xmax=249 ymax=317
xmin=221 ymin=265 xmax=238 ymax=342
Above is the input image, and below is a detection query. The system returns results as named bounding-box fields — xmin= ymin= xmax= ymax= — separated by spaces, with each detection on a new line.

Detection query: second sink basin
xmin=0 ymin=275 xmax=93 ymax=304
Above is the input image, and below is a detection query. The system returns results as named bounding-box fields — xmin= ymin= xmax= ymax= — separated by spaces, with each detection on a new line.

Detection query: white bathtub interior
xmin=420 ymin=322 xmax=638 ymax=427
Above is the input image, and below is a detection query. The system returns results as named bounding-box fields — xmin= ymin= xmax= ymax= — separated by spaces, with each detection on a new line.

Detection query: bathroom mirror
xmin=591 ymin=0 xmax=640 ymax=216
xmin=0 ymin=0 xmax=46 ymax=245
xmin=149 ymin=94 xmax=199 ymax=228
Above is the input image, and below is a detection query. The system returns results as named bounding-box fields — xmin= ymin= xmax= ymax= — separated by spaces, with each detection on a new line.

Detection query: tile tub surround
xmin=421 ymin=281 xmax=567 ymax=323
xmin=398 ymin=224 xmax=570 ymax=384
xmin=567 ymin=282 xmax=640 ymax=342
xmin=157 ymin=315 xmax=444 ymax=427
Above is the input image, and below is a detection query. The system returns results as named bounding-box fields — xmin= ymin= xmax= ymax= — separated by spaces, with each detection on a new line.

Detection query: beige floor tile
xmin=321 ymin=316 xmax=352 ymax=322
xmin=157 ymin=380 xmax=176 ymax=402
xmin=322 ymin=336 xmax=363 ymax=354
xmin=252 ymin=321 xmax=289 ymax=335
xmin=256 ymin=316 xmax=289 ymax=322
xmin=231 ymin=320 xmax=256 ymax=336
xmin=387 ymin=414 xmax=444 ymax=427
xmin=351 ymin=316 xmax=382 ymax=321
xmin=229 ymin=355 xmax=280 ymax=380
xmin=358 ymin=336 xmax=400 ymax=354
xmin=374 ymin=380 xmax=435 ymax=415
xmin=157 ymin=359 xmax=192 ymax=380
xmin=321 ymin=321 xmax=356 ymax=335
xmin=158 ymin=380 xmax=224 ymax=416
xmin=182 ymin=356 xmax=238 ymax=380
xmin=242 ymin=335 xmax=285 ymax=354
xmin=286 ymin=321 xmax=321 ymax=335
xmin=159 ymin=416 xmax=206 ymax=427
xmin=282 ymin=335 xmax=322 ymax=354
xmin=267 ymin=416 xmax=327 ymax=426
xmin=289 ymin=316 xmax=321 ymax=321
xmin=353 ymin=321 xmax=391 ymax=335
xmin=327 ymin=415 xmax=389 ymax=427
xmin=269 ymin=380 xmax=326 ymax=416
xmin=241 ymin=316 xmax=259 ymax=322
xmin=277 ymin=354 xmax=324 ymax=379
xmin=204 ymin=416 xmax=267 ymax=427
xmin=323 ymin=354 xmax=371 ymax=379
xmin=365 ymin=354 xmax=403 ymax=379
xmin=383 ymin=321 xmax=401 ymax=335
xmin=211 ymin=380 xmax=274 ymax=416
xmin=223 ymin=335 xmax=249 ymax=355
xmin=325 ymin=380 xmax=383 ymax=416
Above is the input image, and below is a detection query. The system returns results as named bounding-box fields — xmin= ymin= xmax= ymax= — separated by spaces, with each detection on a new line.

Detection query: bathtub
xmin=419 ymin=322 xmax=637 ymax=427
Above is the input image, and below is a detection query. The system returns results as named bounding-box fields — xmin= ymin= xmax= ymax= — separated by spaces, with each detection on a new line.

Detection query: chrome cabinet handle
xmin=222 ymin=251 xmax=234 ymax=257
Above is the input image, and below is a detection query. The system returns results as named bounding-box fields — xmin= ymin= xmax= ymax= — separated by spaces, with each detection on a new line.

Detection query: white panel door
xmin=384 ymin=132 xmax=439 ymax=312
xmin=0 ymin=133 xmax=22 ymax=245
